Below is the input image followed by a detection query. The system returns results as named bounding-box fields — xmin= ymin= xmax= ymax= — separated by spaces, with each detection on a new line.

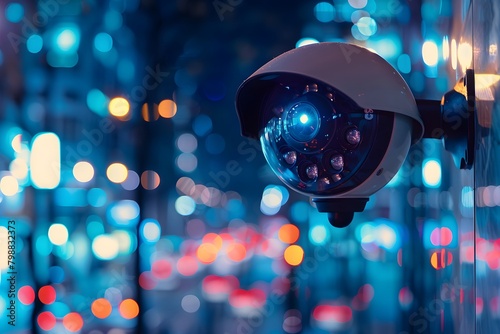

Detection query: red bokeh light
xmin=37 ymin=311 xmax=56 ymax=331
xmin=139 ymin=271 xmax=157 ymax=290
xmin=313 ymin=305 xmax=352 ymax=323
xmin=177 ymin=256 xmax=198 ymax=276
xmin=430 ymin=227 xmax=453 ymax=246
xmin=38 ymin=285 xmax=56 ymax=305
xmin=18 ymin=285 xmax=35 ymax=305
xmin=229 ymin=288 xmax=266 ymax=309
xmin=151 ymin=259 xmax=172 ymax=279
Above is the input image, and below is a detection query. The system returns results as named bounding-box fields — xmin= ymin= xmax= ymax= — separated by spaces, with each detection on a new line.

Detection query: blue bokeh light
xmin=108 ymin=200 xmax=141 ymax=226
xmin=94 ymin=32 xmax=113 ymax=53
xmin=87 ymin=187 xmax=107 ymax=207
xmin=54 ymin=26 xmax=80 ymax=53
xmin=193 ymin=114 xmax=213 ymax=137
xmin=27 ymin=35 xmax=44 ymax=54
xmin=314 ymin=2 xmax=335 ymax=23
xmin=5 ymin=3 xmax=24 ymax=23
xmin=86 ymin=89 xmax=109 ymax=116
xmin=397 ymin=54 xmax=411 ymax=74
xmin=175 ymin=196 xmax=196 ymax=216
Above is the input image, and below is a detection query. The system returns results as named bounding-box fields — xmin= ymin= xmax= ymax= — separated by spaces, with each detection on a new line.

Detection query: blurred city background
xmin=0 ymin=0 xmax=498 ymax=333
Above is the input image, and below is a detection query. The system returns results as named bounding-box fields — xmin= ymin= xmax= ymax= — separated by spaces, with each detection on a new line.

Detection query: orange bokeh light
xmin=158 ymin=99 xmax=177 ymax=118
xmin=202 ymin=233 xmax=223 ymax=250
xmin=63 ymin=312 xmax=84 ymax=332
xmin=430 ymin=249 xmax=453 ymax=269
xmin=197 ymin=243 xmax=218 ymax=264
xmin=141 ymin=170 xmax=160 ymax=190
xmin=227 ymin=242 xmax=247 ymax=262
xmin=284 ymin=245 xmax=304 ymax=266
xmin=119 ymin=299 xmax=140 ymax=319
xmin=91 ymin=298 xmax=112 ymax=319
xmin=278 ymin=224 xmax=300 ymax=244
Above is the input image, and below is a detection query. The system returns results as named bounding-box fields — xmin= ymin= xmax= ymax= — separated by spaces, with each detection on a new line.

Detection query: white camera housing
xmin=235 ymin=42 xmax=474 ymax=227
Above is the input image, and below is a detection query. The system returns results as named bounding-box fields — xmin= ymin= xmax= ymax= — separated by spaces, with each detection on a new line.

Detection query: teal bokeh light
xmin=27 ymin=35 xmax=43 ymax=53
xmin=94 ymin=32 xmax=113 ymax=53
xmin=5 ymin=3 xmax=24 ymax=23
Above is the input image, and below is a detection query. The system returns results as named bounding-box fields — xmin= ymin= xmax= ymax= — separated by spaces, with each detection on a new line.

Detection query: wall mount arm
xmin=416 ymin=69 xmax=476 ymax=169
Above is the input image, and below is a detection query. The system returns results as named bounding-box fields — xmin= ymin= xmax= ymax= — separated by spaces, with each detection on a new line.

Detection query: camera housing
xmin=235 ymin=42 xmax=474 ymax=227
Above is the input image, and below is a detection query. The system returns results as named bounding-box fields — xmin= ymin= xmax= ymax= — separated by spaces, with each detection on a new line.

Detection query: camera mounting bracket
xmin=312 ymin=197 xmax=369 ymax=228
xmin=416 ymin=69 xmax=475 ymax=169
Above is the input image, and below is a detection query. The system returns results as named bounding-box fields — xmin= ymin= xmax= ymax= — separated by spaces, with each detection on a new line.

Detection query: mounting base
xmin=416 ymin=69 xmax=475 ymax=169
xmin=312 ymin=198 xmax=369 ymax=228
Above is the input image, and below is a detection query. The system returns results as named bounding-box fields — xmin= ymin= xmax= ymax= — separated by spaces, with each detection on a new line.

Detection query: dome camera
xmin=235 ymin=42 xmax=475 ymax=228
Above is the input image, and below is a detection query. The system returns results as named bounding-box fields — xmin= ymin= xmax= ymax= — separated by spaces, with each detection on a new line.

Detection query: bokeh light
xmin=193 ymin=114 xmax=213 ymax=136
xmin=88 ymin=188 xmax=107 ymax=207
xmin=141 ymin=219 xmax=161 ymax=243
xmin=278 ymin=224 xmax=300 ymax=244
xmin=159 ymin=99 xmax=177 ymax=118
xmin=422 ymin=41 xmax=439 ymax=66
xmin=181 ymin=295 xmax=201 ymax=313
xmin=92 ymin=298 xmax=112 ymax=319
xmin=139 ymin=272 xmax=157 ymax=290
xmin=122 ymin=170 xmax=140 ymax=190
xmin=151 ymin=259 xmax=172 ymax=279
xmin=63 ymin=312 xmax=84 ymax=332
xmin=30 ymin=132 xmax=61 ymax=189
xmin=197 ymin=243 xmax=218 ymax=264
xmin=18 ymin=285 xmax=35 ymax=305
xmin=5 ymin=3 xmax=24 ymax=23
xmin=119 ymin=299 xmax=140 ymax=319
xmin=87 ymin=89 xmax=109 ymax=116
xmin=38 ymin=285 xmax=56 ymax=305
xmin=141 ymin=170 xmax=160 ymax=190
xmin=458 ymin=42 xmax=473 ymax=72
xmin=175 ymin=196 xmax=196 ymax=216
xmin=227 ymin=242 xmax=247 ymax=262
xmin=55 ymin=27 xmax=80 ymax=52
xmin=430 ymin=227 xmax=453 ymax=246
xmin=92 ymin=234 xmax=120 ymax=260
xmin=309 ymin=225 xmax=329 ymax=245
xmin=108 ymin=97 xmax=130 ymax=117
xmin=284 ymin=245 xmax=304 ymax=266
xmin=422 ymin=159 xmax=442 ymax=188
xmin=48 ymin=223 xmax=69 ymax=246
xmin=176 ymin=153 xmax=198 ymax=173
xmin=27 ymin=34 xmax=44 ymax=53
xmin=177 ymin=133 xmax=198 ymax=153
xmin=94 ymin=32 xmax=113 ymax=53
xmin=107 ymin=163 xmax=128 ymax=183
xmin=177 ymin=256 xmax=198 ymax=276
xmin=314 ymin=2 xmax=335 ymax=23
xmin=73 ymin=161 xmax=94 ymax=183
xmin=356 ymin=17 xmax=377 ymax=37
xmin=0 ymin=175 xmax=19 ymax=196
xmin=37 ymin=311 xmax=56 ymax=331
xmin=349 ymin=0 xmax=368 ymax=9
xmin=10 ymin=158 xmax=29 ymax=181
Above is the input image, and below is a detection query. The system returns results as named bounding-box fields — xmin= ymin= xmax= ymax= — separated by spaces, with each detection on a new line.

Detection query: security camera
xmin=235 ymin=42 xmax=475 ymax=228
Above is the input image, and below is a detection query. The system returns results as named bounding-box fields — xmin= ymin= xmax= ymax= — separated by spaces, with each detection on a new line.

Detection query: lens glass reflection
xmin=285 ymin=102 xmax=320 ymax=142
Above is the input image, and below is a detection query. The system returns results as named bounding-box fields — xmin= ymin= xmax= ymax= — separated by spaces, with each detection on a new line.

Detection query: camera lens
xmin=284 ymin=102 xmax=321 ymax=143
